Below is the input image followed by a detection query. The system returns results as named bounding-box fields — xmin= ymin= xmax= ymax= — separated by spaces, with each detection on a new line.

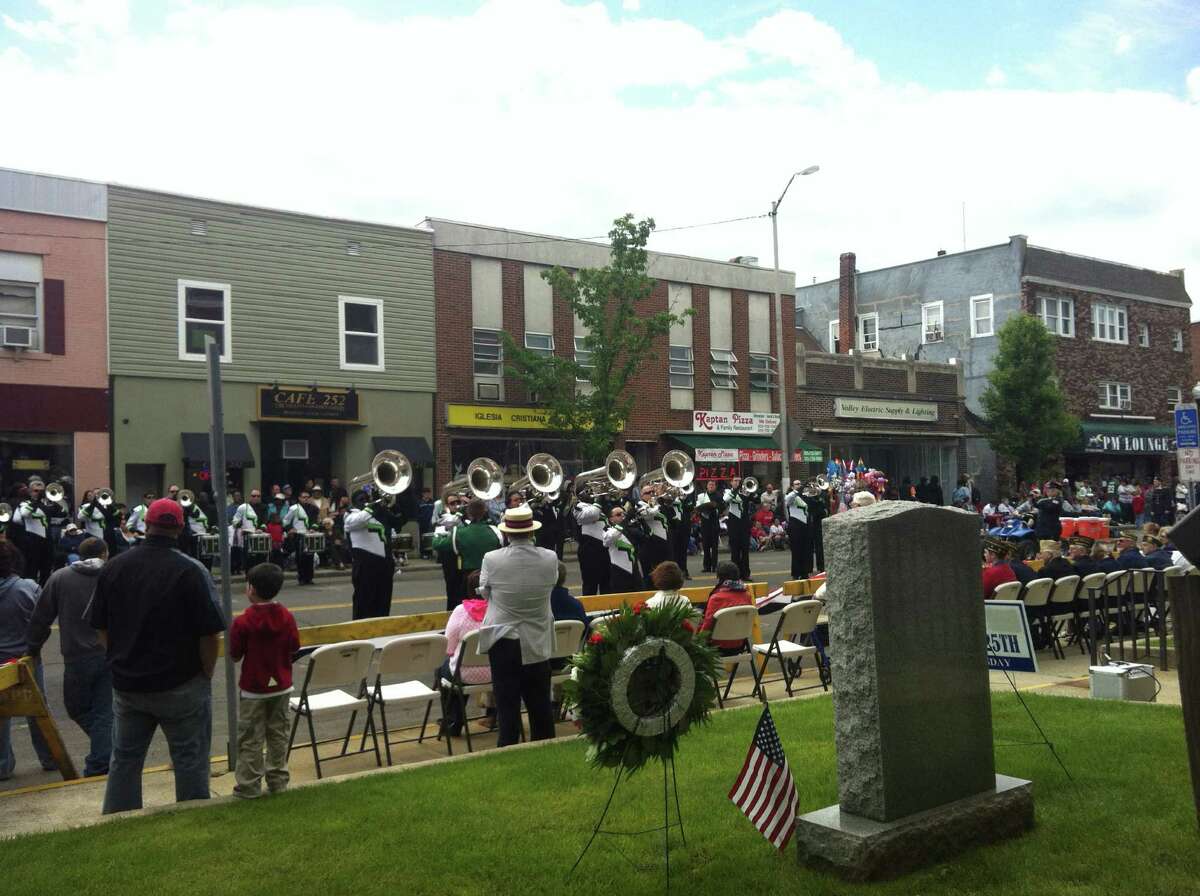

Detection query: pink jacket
xmin=445 ymin=600 xmax=491 ymax=684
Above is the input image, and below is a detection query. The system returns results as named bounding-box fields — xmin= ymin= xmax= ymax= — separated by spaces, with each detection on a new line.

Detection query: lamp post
xmin=771 ymin=165 xmax=820 ymax=490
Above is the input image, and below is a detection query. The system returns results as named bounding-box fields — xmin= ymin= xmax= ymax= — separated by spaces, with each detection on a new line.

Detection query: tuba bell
xmin=179 ymin=489 xmax=196 ymax=508
xmin=349 ymin=450 xmax=413 ymax=503
xmin=739 ymin=476 xmax=759 ymax=497
xmin=442 ymin=457 xmax=504 ymax=503
xmin=638 ymin=449 xmax=695 ymax=499
xmin=0 ymin=503 xmax=10 ymax=524
xmin=96 ymin=488 xmax=115 ymax=508
xmin=511 ymin=453 xmax=564 ymax=505
xmin=574 ymin=449 xmax=637 ymax=501
xmin=45 ymin=482 xmax=66 ymax=506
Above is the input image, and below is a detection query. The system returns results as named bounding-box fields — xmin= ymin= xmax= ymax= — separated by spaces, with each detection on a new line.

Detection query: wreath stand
xmin=568 ymin=643 xmax=688 ymax=892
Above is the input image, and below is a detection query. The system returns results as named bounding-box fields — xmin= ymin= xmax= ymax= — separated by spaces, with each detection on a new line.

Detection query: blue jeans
xmin=103 ymin=675 xmax=213 ymax=814
xmin=0 ymin=659 xmax=58 ymax=779
xmin=63 ymin=654 xmax=114 ymax=777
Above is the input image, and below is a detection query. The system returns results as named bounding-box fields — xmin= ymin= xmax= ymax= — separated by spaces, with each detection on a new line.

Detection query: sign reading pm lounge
xmin=834 ymin=397 xmax=938 ymax=423
xmin=692 ymin=410 xmax=780 ymax=435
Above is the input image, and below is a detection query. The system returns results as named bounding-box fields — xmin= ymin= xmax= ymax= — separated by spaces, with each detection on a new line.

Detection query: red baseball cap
xmin=145 ymin=497 xmax=184 ymax=528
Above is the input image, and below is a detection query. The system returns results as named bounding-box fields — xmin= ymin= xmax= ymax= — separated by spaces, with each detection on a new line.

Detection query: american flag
xmin=728 ymin=706 xmax=798 ymax=850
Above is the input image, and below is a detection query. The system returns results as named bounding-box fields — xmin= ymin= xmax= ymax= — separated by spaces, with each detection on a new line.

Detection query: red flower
xmin=589 ymin=632 xmax=604 ymax=645
xmin=633 ymin=602 xmax=645 ymax=615
xmin=681 ymin=620 xmax=694 ymax=633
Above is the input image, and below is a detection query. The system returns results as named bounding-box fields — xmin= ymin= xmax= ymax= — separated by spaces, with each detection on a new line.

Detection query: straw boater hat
xmin=498 ymin=503 xmax=541 ymax=535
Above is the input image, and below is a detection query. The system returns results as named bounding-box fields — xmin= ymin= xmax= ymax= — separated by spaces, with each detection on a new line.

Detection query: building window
xmin=1092 ymin=303 xmax=1127 ymax=344
xmin=338 ymin=296 xmax=383 ymax=371
xmin=1038 ymin=295 xmax=1074 ymax=337
xmin=473 ymin=328 xmax=502 ymax=376
xmin=177 ymin=279 xmax=231 ymax=361
xmin=524 ymin=332 xmax=554 ymax=358
xmin=1099 ymin=381 xmax=1131 ymax=411
xmin=970 ymin=294 xmax=994 ymax=338
xmin=669 ymin=345 xmax=694 ymax=389
xmin=749 ymin=354 xmax=777 ymax=391
xmin=828 ymin=319 xmax=840 ymax=353
xmin=857 ymin=313 xmax=879 ymax=351
xmin=1168 ymin=387 xmax=1183 ymax=409
xmin=1138 ymin=322 xmax=1149 ymax=347
xmin=574 ymin=336 xmax=594 ymax=382
xmin=921 ymin=302 xmax=944 ymax=344
xmin=1173 ymin=329 xmax=1184 ymax=352
xmin=710 ymin=348 xmax=738 ymax=389
xmin=0 ymin=280 xmax=40 ymax=351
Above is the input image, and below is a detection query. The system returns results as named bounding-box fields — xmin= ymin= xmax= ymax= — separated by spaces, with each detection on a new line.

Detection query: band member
xmin=695 ymin=480 xmax=722 ymax=573
xmin=283 ymin=490 xmax=315 ymax=585
xmin=14 ymin=480 xmax=53 ymax=584
xmin=533 ymin=493 xmax=565 ymax=558
xmin=803 ymin=486 xmax=830 ymax=573
xmin=722 ymin=477 xmax=755 ymax=581
xmin=635 ymin=492 xmax=670 ymax=588
xmin=782 ymin=481 xmax=813 ymax=580
xmin=78 ymin=489 xmax=122 ymax=557
xmin=602 ymin=504 xmax=641 ymax=594
xmin=231 ymin=489 xmax=265 ymax=574
xmin=126 ymin=492 xmax=154 ymax=543
xmin=183 ymin=496 xmax=211 ymax=570
xmin=44 ymin=487 xmax=71 ymax=570
xmin=432 ymin=493 xmax=465 ymax=610
xmin=433 ymin=498 xmax=502 ymax=611
xmin=665 ymin=490 xmax=694 ymax=579
xmin=344 ymin=489 xmax=407 ymax=619
xmin=573 ymin=485 xmax=609 ymax=595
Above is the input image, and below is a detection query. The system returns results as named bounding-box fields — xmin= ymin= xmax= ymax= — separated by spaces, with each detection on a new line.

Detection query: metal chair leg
xmin=305 ymin=711 xmax=322 ymax=780
xmin=418 ymin=701 xmax=432 ymax=744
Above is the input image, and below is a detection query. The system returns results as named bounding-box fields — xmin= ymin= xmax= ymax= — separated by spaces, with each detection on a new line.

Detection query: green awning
xmin=1079 ymin=421 xmax=1174 ymax=454
xmin=670 ymin=434 xmax=780 ymax=450
xmin=794 ymin=440 xmax=824 ymax=463
xmin=1079 ymin=421 xmax=1173 ymax=437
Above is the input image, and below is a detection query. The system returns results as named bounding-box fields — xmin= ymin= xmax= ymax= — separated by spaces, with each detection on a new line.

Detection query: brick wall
xmin=837 ymin=252 xmax=855 ymax=353
xmin=862 ymin=366 xmax=906 ymax=392
xmin=916 ymin=371 xmax=959 ymax=395
xmin=432 ymin=251 xmax=474 ymax=481
xmin=797 ymin=393 xmax=965 ymax=434
xmin=806 ymin=362 xmax=855 ymax=389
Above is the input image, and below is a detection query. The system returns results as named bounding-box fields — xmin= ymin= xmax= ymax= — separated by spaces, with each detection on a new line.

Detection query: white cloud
xmin=1 ymin=0 xmax=1197 ymax=318
xmin=1115 ymin=33 xmax=1132 ymax=54
xmin=985 ymin=65 xmax=1006 ymax=87
xmin=3 ymin=0 xmax=129 ymax=42
xmin=1188 ymin=66 xmax=1200 ymax=102
xmin=623 ymin=0 xmax=640 ymax=11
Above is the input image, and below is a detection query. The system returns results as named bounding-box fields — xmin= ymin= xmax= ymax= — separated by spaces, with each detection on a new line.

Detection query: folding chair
xmin=709 ymin=605 xmax=762 ymax=707
xmin=549 ymin=620 xmax=586 ymax=719
xmin=1046 ymin=575 xmax=1081 ymax=659
xmin=287 ymin=640 xmax=379 ymax=779
xmin=1126 ymin=569 xmax=1153 ymax=660
xmin=751 ymin=600 xmax=825 ymax=698
xmin=1101 ymin=570 xmax=1130 ymax=659
xmin=1076 ymin=571 xmax=1108 ymax=662
xmin=991 ymin=581 xmax=1023 ymax=602
xmin=365 ymin=633 xmax=448 ymax=765
xmin=1020 ymin=578 xmax=1054 ymax=650
xmin=438 ymin=629 xmax=493 ymax=754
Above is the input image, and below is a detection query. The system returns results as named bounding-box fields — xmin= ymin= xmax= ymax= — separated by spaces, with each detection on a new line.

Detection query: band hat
xmin=145 ymin=498 xmax=184 ymax=528
xmin=1140 ymin=534 xmax=1164 ymax=548
xmin=983 ymin=536 xmax=1008 ymax=556
xmin=1039 ymin=539 xmax=1061 ymax=554
xmin=498 ymin=503 xmax=542 ymax=534
xmin=64 ymin=523 xmax=80 ymax=534
xmin=1068 ymin=535 xmax=1095 ymax=550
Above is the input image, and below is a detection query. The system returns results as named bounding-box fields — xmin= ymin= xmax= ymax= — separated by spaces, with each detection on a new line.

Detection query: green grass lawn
xmin=2 ymin=693 xmax=1195 ymax=896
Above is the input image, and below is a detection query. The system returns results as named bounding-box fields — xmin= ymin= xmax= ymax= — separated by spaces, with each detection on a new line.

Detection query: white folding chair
xmin=1102 ymin=569 xmax=1130 ymax=659
xmin=438 ymin=629 xmax=493 ymax=754
xmin=751 ymin=600 xmax=825 ymax=698
xmin=1020 ymin=577 xmax=1054 ymax=650
xmin=1046 ymin=575 xmax=1080 ymax=659
xmin=549 ymin=620 xmax=586 ymax=718
xmin=709 ymin=605 xmax=762 ymax=707
xmin=1077 ymin=571 xmax=1109 ymax=659
xmin=287 ymin=640 xmax=379 ymax=779
xmin=991 ymin=581 xmax=1023 ymax=601
xmin=366 ymin=633 xmax=448 ymax=765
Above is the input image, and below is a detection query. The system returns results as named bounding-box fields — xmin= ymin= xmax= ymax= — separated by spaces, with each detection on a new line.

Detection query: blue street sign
xmin=1175 ymin=407 xmax=1199 ymax=449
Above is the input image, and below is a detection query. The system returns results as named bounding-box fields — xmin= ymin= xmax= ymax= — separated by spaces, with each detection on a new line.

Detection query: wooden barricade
xmin=0 ymin=658 xmax=78 ymax=781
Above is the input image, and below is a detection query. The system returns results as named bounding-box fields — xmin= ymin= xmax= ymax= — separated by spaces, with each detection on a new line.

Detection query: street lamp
xmin=771 ymin=165 xmax=820 ymax=490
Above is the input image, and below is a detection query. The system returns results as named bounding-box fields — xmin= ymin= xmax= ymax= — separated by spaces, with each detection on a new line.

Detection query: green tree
xmin=980 ymin=313 xmax=1080 ymax=482
xmin=502 ymin=214 xmax=691 ymax=464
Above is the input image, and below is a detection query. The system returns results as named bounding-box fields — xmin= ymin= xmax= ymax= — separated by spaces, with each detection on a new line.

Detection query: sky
xmin=2 ymin=0 xmax=1198 ymax=311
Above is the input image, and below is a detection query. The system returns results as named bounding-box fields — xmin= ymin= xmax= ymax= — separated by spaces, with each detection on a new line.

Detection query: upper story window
xmin=921 ymin=302 xmax=943 ymax=344
xmin=472 ymin=328 xmax=502 ymax=376
xmin=710 ymin=348 xmax=738 ymax=390
xmin=970 ymin=294 xmax=994 ymax=338
xmin=857 ymin=313 xmax=879 ymax=351
xmin=1138 ymin=322 xmax=1150 ymax=347
xmin=828 ymin=319 xmax=840 ymax=353
xmin=177 ymin=279 xmax=231 ymax=362
xmin=1173 ymin=329 xmax=1184 ymax=352
xmin=749 ymin=354 xmax=777 ymax=391
xmin=1168 ymin=387 xmax=1183 ymax=409
xmin=0 ymin=280 xmax=40 ymax=351
xmin=1038 ymin=295 xmax=1074 ymax=337
xmin=574 ymin=336 xmax=593 ymax=383
xmin=524 ymin=332 xmax=554 ymax=358
xmin=339 ymin=296 xmax=384 ymax=371
xmin=1092 ymin=303 xmax=1127 ymax=344
xmin=669 ymin=345 xmax=694 ymax=389
xmin=1099 ymin=381 xmax=1131 ymax=411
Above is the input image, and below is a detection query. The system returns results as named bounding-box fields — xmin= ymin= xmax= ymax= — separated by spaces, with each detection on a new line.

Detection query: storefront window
xmin=1 ymin=431 xmax=74 ymax=503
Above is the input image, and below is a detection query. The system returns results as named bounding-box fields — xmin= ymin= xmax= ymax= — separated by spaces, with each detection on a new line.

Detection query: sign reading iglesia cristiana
xmin=834 ymin=397 xmax=938 ymax=422
xmin=692 ymin=410 xmax=780 ymax=435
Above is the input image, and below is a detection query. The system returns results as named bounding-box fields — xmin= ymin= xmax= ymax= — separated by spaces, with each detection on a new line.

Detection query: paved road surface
xmin=3 ymin=547 xmax=799 ymax=793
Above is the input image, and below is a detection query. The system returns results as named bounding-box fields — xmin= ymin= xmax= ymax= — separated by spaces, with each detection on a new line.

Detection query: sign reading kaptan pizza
xmin=834 ymin=397 xmax=939 ymax=422
xmin=691 ymin=410 xmax=780 ymax=435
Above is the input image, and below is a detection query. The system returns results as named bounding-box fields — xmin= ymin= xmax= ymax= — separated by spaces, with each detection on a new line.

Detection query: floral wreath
xmin=562 ymin=600 xmax=721 ymax=773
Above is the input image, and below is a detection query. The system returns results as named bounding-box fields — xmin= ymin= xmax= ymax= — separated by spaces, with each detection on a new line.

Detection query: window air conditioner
xmin=1119 ymin=399 xmax=1132 ymax=411
xmin=281 ymin=439 xmax=309 ymax=460
xmin=2 ymin=326 xmax=34 ymax=348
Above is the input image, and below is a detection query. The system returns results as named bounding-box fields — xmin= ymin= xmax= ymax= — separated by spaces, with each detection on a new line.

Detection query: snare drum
xmin=392 ymin=532 xmax=414 ymax=551
xmin=243 ymin=532 xmax=272 ymax=556
xmin=420 ymin=532 xmax=434 ymax=555
xmin=198 ymin=534 xmax=220 ymax=557
xmin=303 ymin=532 xmax=326 ymax=553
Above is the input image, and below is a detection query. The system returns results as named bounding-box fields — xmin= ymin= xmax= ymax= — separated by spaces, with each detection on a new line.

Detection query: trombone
xmin=574 ymin=449 xmax=637 ymax=501
xmin=442 ymin=457 xmax=504 ymax=503
xmin=511 ymin=453 xmax=564 ymax=505
xmin=349 ymin=450 xmax=413 ymax=505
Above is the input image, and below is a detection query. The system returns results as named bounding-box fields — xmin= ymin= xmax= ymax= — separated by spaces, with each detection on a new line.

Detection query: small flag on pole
xmin=728 ymin=706 xmax=798 ymax=850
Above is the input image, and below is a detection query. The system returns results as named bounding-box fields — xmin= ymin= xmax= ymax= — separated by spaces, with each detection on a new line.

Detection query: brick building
xmin=426 ymin=218 xmax=799 ymax=492
xmin=0 ymin=169 xmax=110 ymax=502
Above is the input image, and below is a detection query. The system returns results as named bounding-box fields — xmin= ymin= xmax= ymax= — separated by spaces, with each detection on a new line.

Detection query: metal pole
xmin=1166 ymin=573 xmax=1200 ymax=829
xmin=772 ymin=200 xmax=791 ymax=490
xmin=205 ymin=337 xmax=238 ymax=772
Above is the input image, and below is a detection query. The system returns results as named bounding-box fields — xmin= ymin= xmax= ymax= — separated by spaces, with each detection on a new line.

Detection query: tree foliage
xmin=502 ymin=214 xmax=691 ymax=464
xmin=980 ymin=313 xmax=1080 ymax=481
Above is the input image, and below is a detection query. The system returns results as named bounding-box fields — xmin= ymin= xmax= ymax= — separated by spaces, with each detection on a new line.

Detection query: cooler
xmin=1076 ymin=517 xmax=1108 ymax=540
xmin=1059 ymin=518 xmax=1077 ymax=538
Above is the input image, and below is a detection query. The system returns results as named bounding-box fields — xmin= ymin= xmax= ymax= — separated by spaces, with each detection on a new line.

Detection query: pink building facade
xmin=0 ymin=170 xmax=110 ymax=503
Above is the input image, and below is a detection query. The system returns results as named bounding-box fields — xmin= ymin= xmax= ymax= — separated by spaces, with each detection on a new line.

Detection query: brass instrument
xmin=0 ymin=503 xmax=11 ymax=524
xmin=638 ymin=449 xmax=695 ymax=501
xmin=179 ymin=489 xmax=196 ymax=508
xmin=574 ymin=449 xmax=637 ymax=501
xmin=511 ymin=453 xmax=564 ymax=505
xmin=96 ymin=488 xmax=115 ymax=508
xmin=350 ymin=450 xmax=413 ymax=505
xmin=442 ymin=456 xmax=504 ymax=502
xmin=739 ymin=476 xmax=759 ymax=498
xmin=45 ymin=482 xmax=66 ymax=506
xmin=801 ymin=475 xmax=830 ymax=498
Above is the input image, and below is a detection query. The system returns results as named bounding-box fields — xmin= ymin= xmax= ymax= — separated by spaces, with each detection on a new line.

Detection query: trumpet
xmin=638 ymin=450 xmax=695 ymax=500
xmin=442 ymin=457 xmax=504 ymax=503
xmin=179 ymin=489 xmax=196 ymax=508
xmin=0 ymin=503 xmax=10 ymax=524
xmin=350 ymin=450 xmax=413 ymax=504
xmin=575 ymin=449 xmax=637 ymax=501
xmin=96 ymin=488 xmax=115 ymax=508
xmin=45 ymin=482 xmax=66 ymax=506
xmin=511 ymin=453 xmax=564 ymax=505
xmin=739 ymin=476 xmax=759 ymax=498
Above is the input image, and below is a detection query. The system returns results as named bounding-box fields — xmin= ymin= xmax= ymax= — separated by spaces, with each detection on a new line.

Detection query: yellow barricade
xmin=0 ymin=658 xmax=78 ymax=781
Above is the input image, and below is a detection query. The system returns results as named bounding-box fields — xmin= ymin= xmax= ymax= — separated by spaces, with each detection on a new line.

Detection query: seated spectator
xmin=769 ymin=522 xmax=787 ymax=550
xmin=752 ymin=506 xmax=774 ymax=531
xmin=58 ymin=524 xmax=86 ymax=564
xmin=644 ymin=562 xmax=693 ymax=613
xmin=982 ymin=537 xmax=1018 ymax=599
xmin=550 ymin=561 xmax=589 ymax=668
xmin=1139 ymin=534 xmax=1172 ymax=570
xmin=750 ymin=522 xmax=768 ymax=551
xmin=1036 ymin=541 xmax=1074 ymax=580
xmin=699 ymin=561 xmax=754 ymax=655
xmin=438 ymin=570 xmax=493 ymax=737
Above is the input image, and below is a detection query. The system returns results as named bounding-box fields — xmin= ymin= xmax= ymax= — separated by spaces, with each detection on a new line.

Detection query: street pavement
xmin=2 ymin=546 xmax=800 ymax=793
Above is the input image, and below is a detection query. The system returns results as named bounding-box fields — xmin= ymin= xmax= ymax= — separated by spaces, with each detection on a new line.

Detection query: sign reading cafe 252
xmin=258 ymin=385 xmax=360 ymax=423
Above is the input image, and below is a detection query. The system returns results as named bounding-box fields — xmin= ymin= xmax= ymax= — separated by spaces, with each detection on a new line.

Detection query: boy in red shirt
xmin=229 ymin=563 xmax=300 ymax=798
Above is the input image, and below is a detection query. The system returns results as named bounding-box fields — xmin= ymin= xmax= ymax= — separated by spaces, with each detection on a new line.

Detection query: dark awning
xmin=372 ymin=436 xmax=434 ymax=465
xmin=1079 ymin=421 xmax=1174 ymax=454
xmin=182 ymin=432 xmax=256 ymax=469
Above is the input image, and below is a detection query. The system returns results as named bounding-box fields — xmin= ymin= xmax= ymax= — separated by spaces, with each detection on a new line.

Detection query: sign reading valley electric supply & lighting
xmin=834 ymin=397 xmax=938 ymax=422
xmin=692 ymin=411 xmax=780 ymax=435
